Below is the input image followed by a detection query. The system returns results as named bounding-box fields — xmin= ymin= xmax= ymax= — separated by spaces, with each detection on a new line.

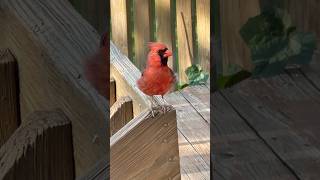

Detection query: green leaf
xmin=217 ymin=70 xmax=252 ymax=88
xmin=185 ymin=64 xmax=209 ymax=86
xmin=240 ymin=8 xmax=316 ymax=78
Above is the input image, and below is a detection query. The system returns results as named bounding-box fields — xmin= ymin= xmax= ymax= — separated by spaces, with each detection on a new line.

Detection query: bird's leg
xmin=161 ymin=95 xmax=167 ymax=112
xmin=149 ymin=96 xmax=155 ymax=117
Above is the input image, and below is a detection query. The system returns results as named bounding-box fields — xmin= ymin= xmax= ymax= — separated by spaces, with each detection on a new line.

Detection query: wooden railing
xmin=0 ymin=0 xmax=108 ymax=178
xmin=0 ymin=110 xmax=75 ymax=180
xmin=110 ymin=0 xmax=210 ymax=83
xmin=110 ymin=41 xmax=181 ymax=179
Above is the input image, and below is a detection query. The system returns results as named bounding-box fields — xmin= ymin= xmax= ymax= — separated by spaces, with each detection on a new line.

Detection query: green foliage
xmin=240 ymin=8 xmax=316 ymax=77
xmin=217 ymin=64 xmax=251 ymax=88
xmin=177 ymin=64 xmax=209 ymax=90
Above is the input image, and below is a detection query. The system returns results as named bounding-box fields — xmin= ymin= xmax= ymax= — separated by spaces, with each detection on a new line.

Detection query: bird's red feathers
xmin=137 ymin=42 xmax=176 ymax=96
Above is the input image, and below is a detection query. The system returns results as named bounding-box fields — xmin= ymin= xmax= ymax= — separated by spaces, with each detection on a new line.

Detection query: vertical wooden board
xmin=155 ymin=0 xmax=174 ymax=69
xmin=196 ymin=0 xmax=210 ymax=73
xmin=220 ymin=0 xmax=260 ymax=73
xmin=0 ymin=49 xmax=20 ymax=147
xmin=69 ymin=0 xmax=107 ymax=33
xmin=0 ymin=111 xmax=75 ymax=180
xmin=110 ymin=78 xmax=116 ymax=106
xmin=110 ymin=96 xmax=133 ymax=136
xmin=283 ymin=0 xmax=320 ymax=46
xmin=133 ymin=0 xmax=151 ymax=70
xmin=176 ymin=0 xmax=193 ymax=83
xmin=111 ymin=0 xmax=129 ymax=55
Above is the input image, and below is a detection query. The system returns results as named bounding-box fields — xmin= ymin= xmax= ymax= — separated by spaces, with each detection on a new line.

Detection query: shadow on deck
xmin=212 ymin=50 xmax=320 ymax=179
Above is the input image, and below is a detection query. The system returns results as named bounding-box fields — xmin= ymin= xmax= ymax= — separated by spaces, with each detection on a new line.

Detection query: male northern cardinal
xmin=84 ymin=32 xmax=109 ymax=100
xmin=137 ymin=42 xmax=176 ymax=116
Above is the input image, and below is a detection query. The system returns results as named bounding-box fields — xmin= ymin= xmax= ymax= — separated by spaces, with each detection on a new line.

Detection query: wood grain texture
xmin=0 ymin=110 xmax=74 ymax=180
xmin=196 ymin=0 xmax=210 ymax=73
xmin=220 ymin=0 xmax=260 ymax=73
xmin=133 ymin=0 xmax=151 ymax=70
xmin=219 ymin=74 xmax=320 ymax=179
xmin=155 ymin=0 xmax=174 ymax=69
xmin=110 ymin=96 xmax=133 ymax=136
xmin=176 ymin=0 xmax=193 ymax=83
xmin=212 ymin=92 xmax=296 ymax=179
xmin=69 ymin=0 xmax=107 ymax=33
xmin=165 ymin=90 xmax=210 ymax=180
xmin=0 ymin=49 xmax=20 ymax=147
xmin=180 ymin=85 xmax=210 ymax=124
xmin=110 ymin=77 xmax=116 ymax=106
xmin=0 ymin=0 xmax=108 ymax=177
xmin=110 ymin=106 xmax=180 ymax=180
xmin=111 ymin=41 xmax=149 ymax=116
xmin=283 ymin=0 xmax=320 ymax=47
xmin=111 ymin=0 xmax=129 ymax=55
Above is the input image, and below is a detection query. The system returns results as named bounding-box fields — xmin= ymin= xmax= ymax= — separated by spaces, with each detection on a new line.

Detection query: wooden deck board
xmin=165 ymin=87 xmax=210 ymax=179
xmin=180 ymin=85 xmax=210 ymax=124
xmin=212 ymin=92 xmax=296 ymax=180
xmin=215 ymin=71 xmax=320 ymax=179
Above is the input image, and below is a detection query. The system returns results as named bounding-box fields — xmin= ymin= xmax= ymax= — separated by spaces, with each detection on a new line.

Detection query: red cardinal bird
xmin=137 ymin=42 xmax=176 ymax=116
xmin=84 ymin=32 xmax=109 ymax=100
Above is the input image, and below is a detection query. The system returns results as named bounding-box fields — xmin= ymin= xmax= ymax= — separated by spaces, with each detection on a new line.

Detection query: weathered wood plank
xmin=178 ymin=131 xmax=210 ymax=180
xmin=110 ymin=106 xmax=180 ymax=180
xmin=220 ymin=74 xmax=320 ymax=179
xmin=0 ymin=110 xmax=74 ymax=180
xmin=283 ymin=0 xmax=320 ymax=47
xmin=212 ymin=92 xmax=296 ymax=179
xmin=110 ymin=96 xmax=133 ymax=136
xmin=111 ymin=41 xmax=148 ymax=116
xmin=180 ymin=85 xmax=210 ymax=124
xmin=195 ymin=0 xmax=210 ymax=73
xmin=165 ymin=91 xmax=210 ymax=168
xmin=176 ymin=0 xmax=193 ymax=83
xmin=0 ymin=49 xmax=20 ymax=147
xmin=77 ymin=159 xmax=108 ymax=180
xmin=0 ymin=1 xmax=108 ymax=177
xmin=219 ymin=0 xmax=260 ymax=73
xmin=155 ymin=0 xmax=174 ymax=69
xmin=69 ymin=0 xmax=107 ymax=33
xmin=110 ymin=0 xmax=129 ymax=55
xmin=110 ymin=77 xmax=116 ymax=106
xmin=133 ymin=0 xmax=151 ymax=70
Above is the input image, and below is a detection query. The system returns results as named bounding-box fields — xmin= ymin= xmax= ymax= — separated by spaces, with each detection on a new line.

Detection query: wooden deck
xmin=110 ymin=41 xmax=210 ymax=179
xmin=212 ymin=51 xmax=320 ymax=179
xmin=165 ymin=85 xmax=210 ymax=179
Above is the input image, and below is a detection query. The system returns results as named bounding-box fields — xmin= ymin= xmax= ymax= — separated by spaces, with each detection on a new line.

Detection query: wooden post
xmin=0 ymin=49 xmax=20 ymax=147
xmin=110 ymin=77 xmax=116 ymax=106
xmin=196 ymin=0 xmax=210 ymax=73
xmin=111 ymin=106 xmax=180 ymax=180
xmin=133 ymin=0 xmax=151 ymax=70
xmin=110 ymin=0 xmax=129 ymax=55
xmin=176 ymin=0 xmax=194 ymax=83
xmin=155 ymin=0 xmax=174 ymax=69
xmin=0 ymin=110 xmax=75 ymax=180
xmin=219 ymin=0 xmax=260 ymax=73
xmin=110 ymin=96 xmax=133 ymax=136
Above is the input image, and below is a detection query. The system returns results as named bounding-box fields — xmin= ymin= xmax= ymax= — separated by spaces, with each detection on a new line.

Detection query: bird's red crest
xmin=148 ymin=42 xmax=167 ymax=51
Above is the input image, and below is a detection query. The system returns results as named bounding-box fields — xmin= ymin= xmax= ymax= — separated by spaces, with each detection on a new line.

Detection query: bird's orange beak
xmin=164 ymin=50 xmax=172 ymax=58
